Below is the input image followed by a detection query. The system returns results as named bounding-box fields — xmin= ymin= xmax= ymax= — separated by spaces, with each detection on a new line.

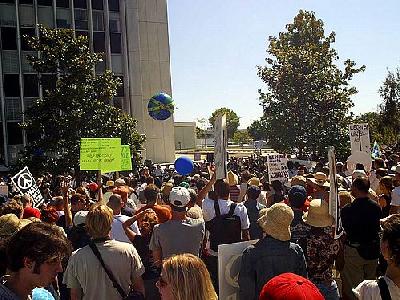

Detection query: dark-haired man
xmin=0 ymin=222 xmax=71 ymax=300
xmin=135 ymin=184 xmax=171 ymax=223
xmin=287 ymin=185 xmax=309 ymax=250
xmin=340 ymin=177 xmax=382 ymax=300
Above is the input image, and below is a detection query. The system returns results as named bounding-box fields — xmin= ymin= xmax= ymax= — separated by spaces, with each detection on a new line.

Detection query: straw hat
xmin=302 ymin=199 xmax=334 ymax=228
xmin=105 ymin=180 xmax=115 ymax=188
xmin=248 ymin=177 xmax=261 ymax=186
xmin=309 ymin=172 xmax=330 ymax=188
xmin=227 ymin=170 xmax=238 ymax=186
xmin=290 ymin=175 xmax=307 ymax=188
xmin=0 ymin=214 xmax=31 ymax=237
xmin=258 ymin=203 xmax=294 ymax=241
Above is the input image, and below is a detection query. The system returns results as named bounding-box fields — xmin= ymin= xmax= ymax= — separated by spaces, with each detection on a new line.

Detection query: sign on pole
xmin=349 ymin=123 xmax=371 ymax=155
xmin=214 ymin=114 xmax=227 ymax=180
xmin=267 ymin=153 xmax=289 ymax=184
xmin=218 ymin=240 xmax=258 ymax=299
xmin=80 ymin=138 xmax=122 ymax=171
xmin=12 ymin=167 xmax=44 ymax=208
xmin=328 ymin=147 xmax=343 ymax=239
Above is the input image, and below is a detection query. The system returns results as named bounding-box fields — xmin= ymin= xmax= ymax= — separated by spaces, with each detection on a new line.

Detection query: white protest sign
xmin=267 ymin=153 xmax=289 ymax=184
xmin=214 ymin=114 xmax=227 ymax=180
xmin=349 ymin=123 xmax=371 ymax=155
xmin=328 ymin=147 xmax=343 ymax=239
xmin=12 ymin=166 xmax=44 ymax=208
xmin=218 ymin=240 xmax=258 ymax=300
xmin=347 ymin=151 xmax=372 ymax=173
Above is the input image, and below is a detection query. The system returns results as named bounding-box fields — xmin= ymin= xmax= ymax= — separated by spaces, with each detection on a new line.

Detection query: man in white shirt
xmin=107 ymin=194 xmax=140 ymax=243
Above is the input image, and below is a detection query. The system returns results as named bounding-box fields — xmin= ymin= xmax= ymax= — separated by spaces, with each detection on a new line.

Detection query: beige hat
xmin=248 ymin=177 xmax=261 ymax=186
xmin=0 ymin=214 xmax=31 ymax=237
xmin=105 ymin=180 xmax=115 ymax=188
xmin=227 ymin=171 xmax=238 ymax=186
xmin=302 ymin=199 xmax=334 ymax=228
xmin=290 ymin=175 xmax=307 ymax=187
xmin=258 ymin=203 xmax=294 ymax=241
xmin=115 ymin=178 xmax=126 ymax=186
xmin=309 ymin=172 xmax=330 ymax=188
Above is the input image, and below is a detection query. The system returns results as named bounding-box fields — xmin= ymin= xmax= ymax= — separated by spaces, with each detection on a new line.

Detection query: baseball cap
xmin=259 ymin=272 xmax=324 ymax=300
xmin=169 ymin=187 xmax=190 ymax=212
xmin=73 ymin=210 xmax=89 ymax=226
xmin=288 ymin=185 xmax=307 ymax=208
xmin=115 ymin=178 xmax=126 ymax=186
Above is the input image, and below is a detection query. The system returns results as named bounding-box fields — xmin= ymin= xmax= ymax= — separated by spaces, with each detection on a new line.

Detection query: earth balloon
xmin=148 ymin=92 xmax=174 ymax=121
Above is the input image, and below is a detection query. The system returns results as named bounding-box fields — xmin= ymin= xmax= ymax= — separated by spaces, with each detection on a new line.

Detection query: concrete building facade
xmin=174 ymin=122 xmax=196 ymax=150
xmin=0 ymin=0 xmax=174 ymax=166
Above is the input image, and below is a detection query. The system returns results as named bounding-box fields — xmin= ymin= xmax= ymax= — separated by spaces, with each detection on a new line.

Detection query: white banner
xmin=267 ymin=153 xmax=289 ymax=184
xmin=12 ymin=166 xmax=44 ymax=208
xmin=214 ymin=114 xmax=227 ymax=180
xmin=349 ymin=123 xmax=371 ymax=155
xmin=218 ymin=240 xmax=258 ymax=300
xmin=328 ymin=147 xmax=343 ymax=239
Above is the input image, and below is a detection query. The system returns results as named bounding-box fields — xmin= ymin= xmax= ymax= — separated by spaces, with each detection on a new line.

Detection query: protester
xmin=244 ymin=185 xmax=265 ymax=239
xmin=136 ymin=184 xmax=171 ymax=223
xmin=156 ymin=253 xmax=217 ymax=300
xmin=239 ymin=203 xmax=307 ymax=300
xmin=353 ymin=214 xmax=400 ymax=299
xmin=149 ymin=187 xmax=205 ymax=263
xmin=259 ymin=273 xmax=324 ymax=300
xmin=287 ymin=185 xmax=309 ymax=249
xmin=0 ymin=222 xmax=71 ymax=300
xmin=341 ymin=177 xmax=383 ymax=300
xmin=302 ymin=199 xmax=340 ymax=299
xmin=377 ymin=176 xmax=393 ymax=217
xmin=63 ymin=204 xmax=145 ymax=299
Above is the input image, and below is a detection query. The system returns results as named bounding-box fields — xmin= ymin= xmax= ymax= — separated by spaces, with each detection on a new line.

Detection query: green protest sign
xmin=80 ymin=138 xmax=121 ymax=171
xmin=101 ymin=145 xmax=132 ymax=173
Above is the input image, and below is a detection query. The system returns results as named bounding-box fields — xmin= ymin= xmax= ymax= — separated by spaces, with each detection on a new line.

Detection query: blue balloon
xmin=174 ymin=157 xmax=194 ymax=176
xmin=148 ymin=92 xmax=174 ymax=121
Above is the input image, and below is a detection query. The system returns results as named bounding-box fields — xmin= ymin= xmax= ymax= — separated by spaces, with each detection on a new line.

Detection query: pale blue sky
xmin=167 ymin=0 xmax=400 ymax=128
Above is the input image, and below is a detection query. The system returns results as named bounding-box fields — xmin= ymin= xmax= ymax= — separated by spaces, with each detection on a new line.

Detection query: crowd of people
xmin=0 ymin=154 xmax=400 ymax=299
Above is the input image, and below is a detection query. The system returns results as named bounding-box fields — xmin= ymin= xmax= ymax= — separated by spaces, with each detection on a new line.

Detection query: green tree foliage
xmin=209 ymin=107 xmax=240 ymax=139
xmin=258 ymin=10 xmax=365 ymax=159
xmin=377 ymin=69 xmax=400 ymax=148
xmin=19 ymin=26 xmax=145 ymax=174
xmin=247 ymin=119 xmax=267 ymax=141
xmin=232 ymin=130 xmax=252 ymax=146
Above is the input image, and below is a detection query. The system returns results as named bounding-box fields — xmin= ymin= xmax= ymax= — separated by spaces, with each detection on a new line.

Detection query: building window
xmin=40 ymin=74 xmax=56 ymax=97
xmin=6 ymin=99 xmax=22 ymax=121
xmin=20 ymin=0 xmax=34 ymax=4
xmin=3 ymin=74 xmax=20 ymax=97
xmin=2 ymin=51 xmax=19 ymax=73
xmin=38 ymin=6 xmax=54 ymax=27
xmin=20 ymin=27 xmax=35 ymax=51
xmin=113 ymin=97 xmax=123 ymax=109
xmin=93 ymin=32 xmax=105 ymax=53
xmin=56 ymin=0 xmax=69 ymax=8
xmin=108 ymin=0 xmax=119 ymax=12
xmin=109 ymin=19 xmax=120 ymax=33
xmin=0 ymin=0 xmax=15 ymax=4
xmin=92 ymin=11 xmax=104 ymax=31
xmin=7 ymin=122 xmax=23 ymax=145
xmin=0 ymin=4 xmax=17 ymax=26
xmin=110 ymin=33 xmax=121 ymax=54
xmin=1 ymin=27 xmax=17 ymax=50
xmin=24 ymin=74 xmax=39 ymax=97
xmin=74 ymin=9 xmax=88 ymax=30
xmin=37 ymin=0 xmax=52 ymax=6
xmin=73 ymin=0 xmax=86 ymax=9
xmin=19 ymin=5 xmax=35 ymax=27
xmin=91 ymin=0 xmax=103 ymax=10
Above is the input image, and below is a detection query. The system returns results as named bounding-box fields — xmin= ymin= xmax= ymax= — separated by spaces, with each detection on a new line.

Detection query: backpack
xmin=205 ymin=200 xmax=242 ymax=252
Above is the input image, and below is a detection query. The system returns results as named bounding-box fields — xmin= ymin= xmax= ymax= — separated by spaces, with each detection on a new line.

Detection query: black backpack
xmin=205 ymin=200 xmax=242 ymax=251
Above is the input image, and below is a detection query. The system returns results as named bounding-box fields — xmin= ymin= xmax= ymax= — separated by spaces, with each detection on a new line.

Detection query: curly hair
xmin=0 ymin=200 xmax=23 ymax=218
xmin=40 ymin=206 xmax=59 ymax=224
xmin=6 ymin=222 xmax=71 ymax=273
xmin=138 ymin=209 xmax=158 ymax=237
xmin=381 ymin=214 xmax=400 ymax=267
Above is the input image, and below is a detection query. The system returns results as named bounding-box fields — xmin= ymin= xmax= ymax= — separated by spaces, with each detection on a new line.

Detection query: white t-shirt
xmin=391 ymin=187 xmax=400 ymax=207
xmin=202 ymin=198 xmax=250 ymax=230
xmin=353 ymin=276 xmax=400 ymax=299
xmin=111 ymin=214 xmax=140 ymax=243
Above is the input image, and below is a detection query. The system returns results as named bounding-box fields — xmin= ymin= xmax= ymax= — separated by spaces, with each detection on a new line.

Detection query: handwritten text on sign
xmin=267 ymin=153 xmax=289 ymax=184
xmin=80 ymin=138 xmax=121 ymax=171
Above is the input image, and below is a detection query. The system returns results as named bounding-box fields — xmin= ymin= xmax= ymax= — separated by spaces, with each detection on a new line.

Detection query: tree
xmin=258 ymin=10 xmax=365 ymax=159
xmin=209 ymin=107 xmax=240 ymax=139
xmin=247 ymin=119 xmax=268 ymax=141
xmin=377 ymin=68 xmax=400 ymax=148
xmin=232 ymin=130 xmax=252 ymax=146
xmin=18 ymin=26 xmax=145 ymax=175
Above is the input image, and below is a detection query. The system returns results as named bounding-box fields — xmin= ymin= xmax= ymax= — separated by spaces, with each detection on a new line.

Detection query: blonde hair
xmin=86 ymin=204 xmax=113 ymax=238
xmin=163 ymin=253 xmax=217 ymax=300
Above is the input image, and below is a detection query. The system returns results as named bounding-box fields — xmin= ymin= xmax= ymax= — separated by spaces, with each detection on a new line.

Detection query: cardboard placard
xmin=12 ymin=167 xmax=44 ymax=208
xmin=349 ymin=123 xmax=371 ymax=155
xmin=80 ymin=138 xmax=121 ymax=171
xmin=214 ymin=114 xmax=227 ymax=180
xmin=267 ymin=153 xmax=289 ymax=184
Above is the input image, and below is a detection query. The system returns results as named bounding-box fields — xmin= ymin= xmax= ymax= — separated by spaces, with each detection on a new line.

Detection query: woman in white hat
xmin=302 ymin=199 xmax=340 ymax=300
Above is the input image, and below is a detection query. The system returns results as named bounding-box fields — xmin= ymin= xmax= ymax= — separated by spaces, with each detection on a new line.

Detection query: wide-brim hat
xmin=303 ymin=199 xmax=334 ymax=227
xmin=309 ymin=172 xmax=330 ymax=188
xmin=0 ymin=214 xmax=31 ymax=237
xmin=258 ymin=203 xmax=294 ymax=241
xmin=248 ymin=177 xmax=261 ymax=186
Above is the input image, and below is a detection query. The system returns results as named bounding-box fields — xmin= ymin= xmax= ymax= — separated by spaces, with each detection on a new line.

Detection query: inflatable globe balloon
xmin=148 ymin=92 xmax=174 ymax=121
xmin=174 ymin=157 xmax=194 ymax=176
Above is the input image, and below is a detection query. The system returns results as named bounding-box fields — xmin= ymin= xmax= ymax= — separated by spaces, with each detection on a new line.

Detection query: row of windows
xmin=2 ymin=73 xmax=124 ymax=97
xmin=1 ymin=27 xmax=121 ymax=53
xmin=0 ymin=0 xmax=119 ymax=11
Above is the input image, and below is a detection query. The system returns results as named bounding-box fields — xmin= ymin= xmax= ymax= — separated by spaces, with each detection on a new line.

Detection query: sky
xmin=167 ymin=0 xmax=400 ymax=129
